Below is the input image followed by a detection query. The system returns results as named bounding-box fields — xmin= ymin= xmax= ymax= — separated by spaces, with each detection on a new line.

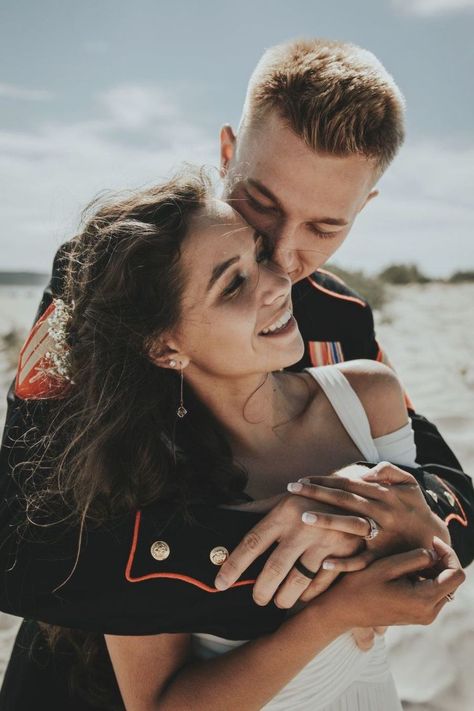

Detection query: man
xmin=1 ymin=38 xmax=472 ymax=640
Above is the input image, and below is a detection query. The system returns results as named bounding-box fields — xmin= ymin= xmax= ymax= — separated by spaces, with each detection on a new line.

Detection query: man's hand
xmin=293 ymin=462 xmax=451 ymax=572
xmin=215 ymin=493 xmax=365 ymax=607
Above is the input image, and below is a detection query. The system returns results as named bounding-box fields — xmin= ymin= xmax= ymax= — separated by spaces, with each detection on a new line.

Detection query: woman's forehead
xmin=184 ymin=201 xmax=251 ymax=264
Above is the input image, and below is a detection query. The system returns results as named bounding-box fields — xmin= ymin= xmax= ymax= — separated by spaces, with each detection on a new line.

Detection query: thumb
xmin=374 ymin=547 xmax=437 ymax=580
xmin=362 ymin=461 xmax=415 ymax=486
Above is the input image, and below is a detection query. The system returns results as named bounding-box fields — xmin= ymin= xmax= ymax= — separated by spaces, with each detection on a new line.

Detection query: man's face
xmin=221 ymin=111 xmax=379 ymax=283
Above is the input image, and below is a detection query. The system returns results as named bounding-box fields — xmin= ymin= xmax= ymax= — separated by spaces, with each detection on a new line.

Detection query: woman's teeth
xmin=260 ymin=309 xmax=292 ymax=335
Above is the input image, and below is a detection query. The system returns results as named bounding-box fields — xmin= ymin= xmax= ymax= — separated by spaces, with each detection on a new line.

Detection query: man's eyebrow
xmin=246 ymin=179 xmax=348 ymax=226
xmin=207 ymin=256 xmax=240 ymax=292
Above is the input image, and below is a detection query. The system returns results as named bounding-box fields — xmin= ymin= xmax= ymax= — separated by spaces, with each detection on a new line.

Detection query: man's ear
xmin=359 ymin=189 xmax=379 ymax=213
xmin=220 ymin=124 xmax=236 ymax=177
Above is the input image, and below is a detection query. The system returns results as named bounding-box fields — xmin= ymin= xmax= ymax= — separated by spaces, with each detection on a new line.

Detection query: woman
xmin=0 ymin=167 xmax=463 ymax=711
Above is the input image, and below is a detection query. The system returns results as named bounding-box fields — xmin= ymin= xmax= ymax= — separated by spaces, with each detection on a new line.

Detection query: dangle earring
xmin=177 ymin=363 xmax=187 ymax=418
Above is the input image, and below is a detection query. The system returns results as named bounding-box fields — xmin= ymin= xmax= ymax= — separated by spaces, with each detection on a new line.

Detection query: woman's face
xmin=170 ymin=200 xmax=304 ymax=379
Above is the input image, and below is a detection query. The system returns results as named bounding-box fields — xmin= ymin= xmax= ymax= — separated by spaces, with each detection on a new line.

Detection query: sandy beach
xmin=0 ymin=281 xmax=473 ymax=708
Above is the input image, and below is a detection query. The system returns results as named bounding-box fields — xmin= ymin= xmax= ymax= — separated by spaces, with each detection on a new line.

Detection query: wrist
xmin=307 ymin=587 xmax=353 ymax=637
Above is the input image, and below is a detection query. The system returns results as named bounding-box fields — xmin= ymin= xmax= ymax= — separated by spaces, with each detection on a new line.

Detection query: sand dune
xmin=0 ymin=282 xmax=473 ymax=708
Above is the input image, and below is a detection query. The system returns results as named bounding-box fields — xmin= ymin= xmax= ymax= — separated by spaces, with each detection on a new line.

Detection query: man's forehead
xmin=231 ymin=153 xmax=376 ymax=221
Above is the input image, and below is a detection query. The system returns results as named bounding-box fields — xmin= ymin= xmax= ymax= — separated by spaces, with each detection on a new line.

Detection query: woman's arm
xmin=105 ymin=540 xmax=464 ymax=711
xmin=106 ymin=595 xmax=345 ymax=711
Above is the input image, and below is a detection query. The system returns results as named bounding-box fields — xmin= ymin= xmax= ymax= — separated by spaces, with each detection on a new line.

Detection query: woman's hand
xmin=314 ymin=537 xmax=465 ymax=631
xmin=215 ymin=492 xmax=364 ymax=607
xmin=293 ymin=462 xmax=451 ymax=573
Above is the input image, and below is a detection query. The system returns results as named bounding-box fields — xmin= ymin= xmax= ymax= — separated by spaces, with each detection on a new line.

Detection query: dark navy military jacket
xmin=0 ymin=248 xmax=472 ymax=639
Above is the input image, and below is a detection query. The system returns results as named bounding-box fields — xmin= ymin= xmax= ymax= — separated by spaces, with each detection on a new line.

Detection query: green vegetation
xmin=0 ymin=272 xmax=48 ymax=286
xmin=0 ymin=329 xmax=25 ymax=372
xmin=324 ymin=265 xmax=387 ymax=310
xmin=378 ymin=263 xmax=430 ymax=285
xmin=448 ymin=271 xmax=474 ymax=283
xmin=326 ymin=262 xmax=474 ymax=311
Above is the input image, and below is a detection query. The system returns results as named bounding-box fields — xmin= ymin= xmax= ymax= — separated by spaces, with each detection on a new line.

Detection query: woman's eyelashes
xmin=222 ymin=273 xmax=246 ymax=299
xmin=221 ymin=239 xmax=270 ymax=300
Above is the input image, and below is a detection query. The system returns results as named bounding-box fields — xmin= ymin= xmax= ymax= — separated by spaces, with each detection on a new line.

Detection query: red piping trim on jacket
xmin=125 ymin=510 xmax=257 ymax=592
xmin=433 ymin=476 xmax=468 ymax=527
xmin=307 ymin=274 xmax=367 ymax=308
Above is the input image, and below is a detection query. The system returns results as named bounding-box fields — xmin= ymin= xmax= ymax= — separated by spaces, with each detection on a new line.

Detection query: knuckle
xmin=221 ymin=556 xmax=239 ymax=574
xmin=281 ymin=496 xmax=300 ymax=515
xmin=242 ymin=531 xmax=262 ymax=552
xmin=290 ymin=573 xmax=311 ymax=588
xmin=383 ymin=511 xmax=396 ymax=528
xmin=264 ymin=559 xmax=285 ymax=578
xmin=375 ymin=462 xmax=392 ymax=476
xmin=334 ymin=489 xmax=352 ymax=504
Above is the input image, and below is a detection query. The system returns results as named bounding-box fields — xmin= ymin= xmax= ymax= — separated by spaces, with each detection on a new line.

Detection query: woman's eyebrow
xmin=207 ymin=256 xmax=240 ymax=291
xmin=206 ymin=232 xmax=260 ymax=292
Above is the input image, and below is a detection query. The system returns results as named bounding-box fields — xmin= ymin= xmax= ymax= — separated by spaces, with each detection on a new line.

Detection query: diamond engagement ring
xmin=363 ymin=516 xmax=380 ymax=540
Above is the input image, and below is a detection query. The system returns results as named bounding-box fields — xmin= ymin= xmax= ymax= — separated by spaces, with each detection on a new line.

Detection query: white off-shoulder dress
xmin=192 ymin=365 xmax=419 ymax=710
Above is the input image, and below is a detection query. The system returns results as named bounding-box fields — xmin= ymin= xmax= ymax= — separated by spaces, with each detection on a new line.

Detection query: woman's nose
xmin=260 ymin=261 xmax=292 ymax=305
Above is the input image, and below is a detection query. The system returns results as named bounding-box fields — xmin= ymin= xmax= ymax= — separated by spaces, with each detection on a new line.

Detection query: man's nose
xmin=272 ymin=234 xmax=298 ymax=275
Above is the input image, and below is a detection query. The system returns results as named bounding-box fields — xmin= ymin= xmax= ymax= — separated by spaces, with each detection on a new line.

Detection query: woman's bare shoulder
xmin=336 ymin=360 xmax=408 ymax=438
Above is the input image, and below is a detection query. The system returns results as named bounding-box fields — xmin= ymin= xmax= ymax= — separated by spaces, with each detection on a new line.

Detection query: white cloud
xmin=393 ymin=0 xmax=474 ymax=16
xmin=0 ymin=85 xmax=472 ymax=277
xmin=334 ymin=141 xmax=474 ymax=277
xmin=0 ymin=84 xmax=216 ymax=271
xmin=100 ymin=85 xmax=178 ymax=129
xmin=0 ymin=83 xmax=53 ymax=101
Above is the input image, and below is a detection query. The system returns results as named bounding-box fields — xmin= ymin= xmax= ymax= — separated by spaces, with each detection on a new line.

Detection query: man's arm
xmin=291 ymin=269 xmax=474 ymax=567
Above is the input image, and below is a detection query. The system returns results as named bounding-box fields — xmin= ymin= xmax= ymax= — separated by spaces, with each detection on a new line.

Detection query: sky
xmin=1 ymin=0 xmax=473 ymax=276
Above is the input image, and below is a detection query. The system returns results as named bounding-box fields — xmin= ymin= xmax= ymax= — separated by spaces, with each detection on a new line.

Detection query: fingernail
xmin=302 ymin=512 xmax=317 ymax=524
xmin=322 ymin=561 xmax=335 ymax=570
xmin=287 ymin=482 xmax=303 ymax=492
xmin=214 ymin=575 xmax=229 ymax=590
xmin=298 ymin=477 xmax=311 ymax=484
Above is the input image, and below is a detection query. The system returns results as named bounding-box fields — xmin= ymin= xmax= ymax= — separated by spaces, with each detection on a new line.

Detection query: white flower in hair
xmin=43 ymin=298 xmax=74 ymax=382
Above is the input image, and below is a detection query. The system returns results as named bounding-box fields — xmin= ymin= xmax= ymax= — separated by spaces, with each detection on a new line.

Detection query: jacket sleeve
xmin=0 ymin=249 xmax=284 ymax=634
xmin=0 ymin=484 xmax=284 ymax=636
xmin=372 ymin=339 xmax=473 ymax=567
xmin=345 ymin=305 xmax=474 ymax=567
xmin=295 ymin=271 xmax=474 ymax=568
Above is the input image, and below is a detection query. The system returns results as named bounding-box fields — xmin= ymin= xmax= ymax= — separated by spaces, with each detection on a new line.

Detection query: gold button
xmin=150 ymin=540 xmax=170 ymax=561
xmin=444 ymin=491 xmax=456 ymax=508
xmin=426 ymin=489 xmax=439 ymax=503
xmin=210 ymin=546 xmax=229 ymax=566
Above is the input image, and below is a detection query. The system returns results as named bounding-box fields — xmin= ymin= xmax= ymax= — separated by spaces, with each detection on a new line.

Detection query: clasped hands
xmin=216 ymin=461 xmax=453 ymax=651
